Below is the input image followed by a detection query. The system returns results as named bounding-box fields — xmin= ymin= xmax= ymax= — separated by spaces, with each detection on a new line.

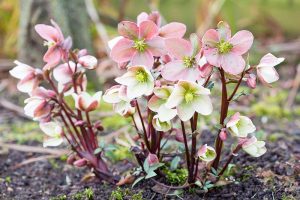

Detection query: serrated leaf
xmin=132 ymin=176 xmax=144 ymax=188
xmin=170 ymin=156 xmax=180 ymax=171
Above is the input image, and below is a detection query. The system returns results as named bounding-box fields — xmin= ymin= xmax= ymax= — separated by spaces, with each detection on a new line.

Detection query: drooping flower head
xmin=35 ymin=20 xmax=72 ymax=70
xmin=103 ymin=85 xmax=135 ymax=117
xmin=152 ymin=115 xmax=172 ymax=132
xmin=197 ymin=144 xmax=216 ymax=162
xmin=226 ymin=112 xmax=256 ymax=138
xmin=72 ymin=91 xmax=102 ymax=112
xmin=110 ymin=20 xmax=165 ymax=68
xmin=24 ymin=87 xmax=56 ymax=122
xmin=115 ymin=65 xmax=154 ymax=99
xmin=39 ymin=121 xmax=63 ymax=147
xmin=239 ymin=136 xmax=267 ymax=157
xmin=257 ymin=53 xmax=284 ymax=87
xmin=165 ymin=80 xmax=213 ymax=121
xmin=202 ymin=21 xmax=253 ymax=75
xmin=161 ymin=34 xmax=211 ymax=82
xmin=9 ymin=61 xmax=43 ymax=93
xmin=148 ymin=86 xmax=176 ymax=122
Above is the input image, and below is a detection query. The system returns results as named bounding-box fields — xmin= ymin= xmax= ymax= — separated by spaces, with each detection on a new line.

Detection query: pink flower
xmin=161 ymin=34 xmax=209 ymax=82
xmin=246 ymin=74 xmax=256 ymax=89
xmin=35 ymin=20 xmax=72 ymax=70
xmin=78 ymin=55 xmax=98 ymax=70
xmin=72 ymin=91 xmax=102 ymax=112
xmin=239 ymin=136 xmax=267 ymax=157
xmin=24 ymin=87 xmax=55 ymax=122
xmin=202 ymin=21 xmax=253 ymax=75
xmin=257 ymin=53 xmax=284 ymax=87
xmin=9 ymin=61 xmax=43 ymax=93
xmin=110 ymin=20 xmax=165 ymax=68
xmin=137 ymin=11 xmax=186 ymax=39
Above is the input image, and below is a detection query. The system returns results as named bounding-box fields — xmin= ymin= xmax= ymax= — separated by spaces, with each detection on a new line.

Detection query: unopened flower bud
xmin=94 ymin=121 xmax=104 ymax=131
xmin=78 ymin=55 xmax=98 ymax=70
xmin=147 ymin=153 xmax=159 ymax=166
xmin=78 ymin=49 xmax=88 ymax=57
xmin=67 ymin=154 xmax=76 ymax=165
xmin=73 ymin=158 xmax=87 ymax=167
xmin=219 ymin=128 xmax=227 ymax=141
xmin=246 ymin=74 xmax=256 ymax=89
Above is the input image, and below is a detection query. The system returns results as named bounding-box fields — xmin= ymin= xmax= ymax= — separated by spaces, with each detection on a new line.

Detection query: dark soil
xmin=1 ymin=130 xmax=300 ymax=200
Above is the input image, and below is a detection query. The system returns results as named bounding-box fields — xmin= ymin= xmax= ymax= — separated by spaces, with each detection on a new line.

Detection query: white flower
xmin=165 ymin=80 xmax=213 ymax=121
xmin=115 ymin=65 xmax=154 ymax=99
xmin=9 ymin=60 xmax=42 ymax=93
xmin=39 ymin=121 xmax=63 ymax=147
xmin=197 ymin=144 xmax=216 ymax=162
xmin=257 ymin=53 xmax=284 ymax=87
xmin=103 ymin=85 xmax=135 ymax=116
xmin=148 ymin=86 xmax=176 ymax=122
xmin=241 ymin=136 xmax=267 ymax=157
xmin=152 ymin=115 xmax=172 ymax=132
xmin=226 ymin=112 xmax=256 ymax=138
xmin=72 ymin=91 xmax=102 ymax=112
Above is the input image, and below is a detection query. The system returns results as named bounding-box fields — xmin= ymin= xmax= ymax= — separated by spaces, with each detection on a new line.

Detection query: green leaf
xmin=195 ymin=180 xmax=202 ymax=187
xmin=132 ymin=176 xmax=145 ymax=188
xmin=170 ymin=156 xmax=180 ymax=171
xmin=104 ymin=144 xmax=117 ymax=151
xmin=145 ymin=170 xmax=157 ymax=179
xmin=143 ymin=159 xmax=150 ymax=172
xmin=93 ymin=148 xmax=102 ymax=155
xmin=211 ymin=167 xmax=218 ymax=176
xmin=150 ymin=163 xmax=164 ymax=171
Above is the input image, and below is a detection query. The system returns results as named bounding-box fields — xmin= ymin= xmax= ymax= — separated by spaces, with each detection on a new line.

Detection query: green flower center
xmin=133 ymin=39 xmax=147 ymax=52
xmin=184 ymin=91 xmax=194 ymax=103
xmin=43 ymin=41 xmax=56 ymax=47
xmin=183 ymin=56 xmax=196 ymax=68
xmin=135 ymin=70 xmax=148 ymax=83
xmin=216 ymin=40 xmax=233 ymax=54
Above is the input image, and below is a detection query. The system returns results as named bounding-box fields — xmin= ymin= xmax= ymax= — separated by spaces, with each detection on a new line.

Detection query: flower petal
xmin=118 ymin=21 xmax=139 ymax=39
xmin=148 ymin=95 xmax=164 ymax=112
xmin=131 ymin=50 xmax=154 ymax=68
xmin=147 ymin=36 xmax=166 ymax=56
xmin=192 ymin=95 xmax=213 ymax=115
xmin=177 ymin=102 xmax=195 ymax=121
xmin=165 ymin=38 xmax=192 ymax=59
xmin=139 ymin=20 xmax=159 ymax=40
xmin=43 ymin=138 xmax=63 ymax=147
xmin=159 ymin=22 xmax=186 ymax=38
xmin=110 ymin=38 xmax=135 ymax=63
xmin=202 ymin=29 xmax=219 ymax=48
xmin=157 ymin=105 xmax=177 ymax=121
xmin=258 ymin=53 xmax=285 ymax=68
xmin=257 ymin=66 xmax=279 ymax=84
xmin=221 ymin=53 xmax=245 ymax=75
xmin=35 ymin=24 xmax=59 ymax=42
xmin=230 ymin=30 xmax=254 ymax=55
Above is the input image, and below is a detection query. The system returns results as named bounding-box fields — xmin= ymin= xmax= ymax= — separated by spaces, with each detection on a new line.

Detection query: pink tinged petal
xmin=226 ymin=112 xmax=241 ymax=128
xmin=10 ymin=61 xmax=34 ymax=79
xmin=202 ymin=29 xmax=219 ymax=48
xmin=34 ymin=101 xmax=52 ymax=119
xmin=34 ymin=24 xmax=59 ymax=42
xmin=230 ymin=30 xmax=254 ymax=55
xmin=177 ymin=101 xmax=195 ymax=121
xmin=43 ymin=138 xmax=63 ymax=147
xmin=118 ymin=21 xmax=139 ymax=39
xmin=43 ymin=46 xmax=61 ymax=70
xmin=148 ymin=11 xmax=161 ymax=27
xmin=110 ymin=38 xmax=135 ymax=63
xmin=197 ymin=144 xmax=207 ymax=157
xmin=157 ymin=105 xmax=177 ymax=122
xmin=53 ymin=64 xmax=73 ymax=84
xmin=247 ymin=74 xmax=256 ymax=89
xmin=159 ymin=22 xmax=186 ymax=38
xmin=146 ymin=36 xmax=166 ymax=56
xmin=139 ymin=20 xmax=159 ymax=40
xmin=131 ymin=50 xmax=154 ymax=68
xmin=17 ymin=74 xmax=37 ymax=93
xmin=203 ymin=48 xmax=220 ymax=67
xmin=161 ymin=60 xmax=185 ymax=81
xmin=108 ymin=36 xmax=123 ymax=50
xmin=148 ymin=95 xmax=164 ymax=112
xmin=192 ymin=95 xmax=213 ymax=115
xmin=137 ymin=12 xmax=149 ymax=26
xmin=50 ymin=19 xmax=64 ymax=41
xmin=103 ymin=85 xmax=122 ymax=103
xmin=257 ymin=67 xmax=279 ymax=84
xmin=258 ymin=53 xmax=285 ymax=68
xmin=217 ymin=21 xmax=231 ymax=41
xmin=165 ymin=38 xmax=193 ymax=59
xmin=78 ymin=55 xmax=98 ymax=69
xmin=221 ymin=53 xmax=245 ymax=75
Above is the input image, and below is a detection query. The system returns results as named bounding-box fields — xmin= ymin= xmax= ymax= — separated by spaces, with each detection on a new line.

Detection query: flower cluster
xmin=10 ymin=20 xmax=115 ymax=183
xmin=10 ymin=12 xmax=284 ymax=189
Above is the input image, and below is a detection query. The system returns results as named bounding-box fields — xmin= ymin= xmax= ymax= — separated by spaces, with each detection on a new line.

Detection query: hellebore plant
xmin=11 ymin=12 xmax=284 ymax=191
xmin=10 ymin=20 xmax=116 ymax=183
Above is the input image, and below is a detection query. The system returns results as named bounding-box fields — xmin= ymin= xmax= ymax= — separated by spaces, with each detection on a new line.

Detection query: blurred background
xmin=0 ymin=0 xmax=299 ymax=146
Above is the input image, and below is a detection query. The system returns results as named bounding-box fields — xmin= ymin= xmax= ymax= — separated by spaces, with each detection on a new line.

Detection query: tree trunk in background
xmin=18 ymin=0 xmax=101 ymax=89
